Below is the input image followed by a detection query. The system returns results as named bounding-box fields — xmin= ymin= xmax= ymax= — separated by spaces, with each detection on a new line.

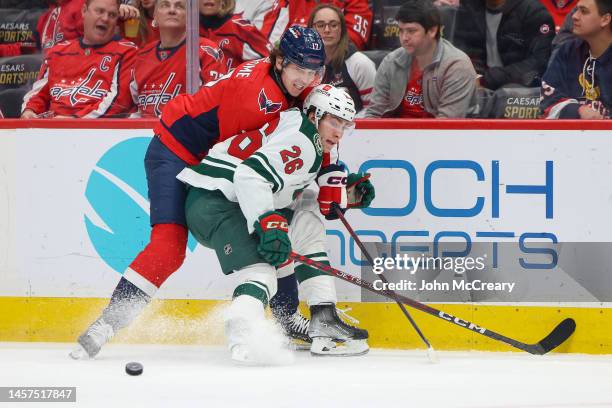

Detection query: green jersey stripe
xmin=242 ymin=157 xmax=280 ymax=192
xmin=204 ymin=155 xmax=237 ymax=169
xmin=189 ymin=162 xmax=234 ymax=182
xmin=252 ymin=152 xmax=285 ymax=191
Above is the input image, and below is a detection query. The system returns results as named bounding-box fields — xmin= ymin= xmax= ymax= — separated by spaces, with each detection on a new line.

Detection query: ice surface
xmin=1 ymin=342 xmax=611 ymax=408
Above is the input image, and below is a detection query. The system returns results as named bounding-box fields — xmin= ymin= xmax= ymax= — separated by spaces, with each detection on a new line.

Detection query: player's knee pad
xmin=127 ymin=223 xmax=188 ymax=291
xmin=289 ymin=209 xmax=326 ymax=256
xmin=233 ymin=263 xmax=278 ymax=307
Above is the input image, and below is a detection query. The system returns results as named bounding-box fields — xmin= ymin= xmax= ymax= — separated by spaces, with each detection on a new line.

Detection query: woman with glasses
xmin=308 ymin=4 xmax=376 ymax=116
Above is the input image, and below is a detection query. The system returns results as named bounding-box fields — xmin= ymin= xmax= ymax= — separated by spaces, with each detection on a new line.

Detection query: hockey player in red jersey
xmin=70 ymin=25 xmax=326 ymax=360
xmin=21 ymin=0 xmax=137 ymax=118
xmin=199 ymin=0 xmax=272 ymax=70
xmin=130 ymin=0 xmax=227 ymax=118
xmin=260 ymin=0 xmax=373 ymax=51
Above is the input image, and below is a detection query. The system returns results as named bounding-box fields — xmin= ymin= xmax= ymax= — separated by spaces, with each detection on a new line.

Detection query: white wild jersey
xmin=177 ymin=109 xmax=323 ymax=233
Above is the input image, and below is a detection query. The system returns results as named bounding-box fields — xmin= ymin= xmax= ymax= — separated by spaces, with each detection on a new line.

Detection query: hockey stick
xmin=333 ymin=205 xmax=437 ymax=362
xmin=289 ymin=251 xmax=576 ymax=355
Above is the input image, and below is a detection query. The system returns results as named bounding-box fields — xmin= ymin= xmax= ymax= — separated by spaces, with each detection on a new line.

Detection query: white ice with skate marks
xmin=1 ymin=341 xmax=611 ymax=408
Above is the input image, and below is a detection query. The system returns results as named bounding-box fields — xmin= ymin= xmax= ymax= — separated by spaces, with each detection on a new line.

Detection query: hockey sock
xmin=128 ymin=223 xmax=188 ymax=288
xmin=101 ymin=277 xmax=151 ymax=331
xmin=294 ymin=252 xmax=330 ymax=282
xmin=270 ymin=274 xmax=299 ymax=320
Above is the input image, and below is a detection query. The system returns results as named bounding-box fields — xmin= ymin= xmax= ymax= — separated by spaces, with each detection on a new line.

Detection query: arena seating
xmin=0 ymin=53 xmax=43 ymax=117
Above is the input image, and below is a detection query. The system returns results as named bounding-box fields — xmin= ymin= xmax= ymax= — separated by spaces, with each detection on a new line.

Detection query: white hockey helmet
xmin=303 ymin=84 xmax=357 ymax=128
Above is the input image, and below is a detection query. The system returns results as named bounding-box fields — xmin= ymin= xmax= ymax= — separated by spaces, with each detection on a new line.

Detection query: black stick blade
xmin=530 ymin=318 xmax=576 ymax=355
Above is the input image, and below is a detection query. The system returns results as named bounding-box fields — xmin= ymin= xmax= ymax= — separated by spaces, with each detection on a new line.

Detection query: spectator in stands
xmin=453 ymin=0 xmax=555 ymax=90
xmin=366 ymin=0 xmax=477 ymax=118
xmin=540 ymin=0 xmax=611 ymax=118
xmin=37 ymin=0 xmax=139 ymax=53
xmin=307 ymin=4 xmax=375 ymax=115
xmin=121 ymin=0 xmax=159 ymax=46
xmin=130 ymin=0 xmax=227 ymax=117
xmin=235 ymin=0 xmax=273 ymax=29
xmin=551 ymin=6 xmax=577 ymax=52
xmin=21 ymin=0 xmax=137 ymax=118
xmin=37 ymin=0 xmax=85 ymax=54
xmin=541 ymin=0 xmax=578 ymax=32
xmin=260 ymin=0 xmax=373 ymax=51
xmin=199 ymin=0 xmax=271 ymax=70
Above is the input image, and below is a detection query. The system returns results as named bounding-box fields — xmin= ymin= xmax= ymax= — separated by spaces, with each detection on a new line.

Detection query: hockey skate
xmin=226 ymin=316 xmax=294 ymax=366
xmin=225 ymin=295 xmax=294 ymax=366
xmin=70 ymin=277 xmax=150 ymax=360
xmin=308 ymin=303 xmax=369 ymax=356
xmin=278 ymin=310 xmax=311 ymax=350
xmin=69 ymin=317 xmax=114 ymax=360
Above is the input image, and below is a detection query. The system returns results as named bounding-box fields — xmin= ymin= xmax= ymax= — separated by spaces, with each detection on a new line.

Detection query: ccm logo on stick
xmin=439 ymin=311 xmax=486 ymax=333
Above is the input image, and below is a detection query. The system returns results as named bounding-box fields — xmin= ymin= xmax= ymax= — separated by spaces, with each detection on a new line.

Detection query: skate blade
xmin=69 ymin=344 xmax=91 ymax=360
xmin=289 ymin=339 xmax=312 ymax=351
xmin=310 ymin=337 xmax=369 ymax=357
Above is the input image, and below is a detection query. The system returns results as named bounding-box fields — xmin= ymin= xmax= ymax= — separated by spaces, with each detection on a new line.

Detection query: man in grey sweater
xmin=365 ymin=0 xmax=478 ymax=118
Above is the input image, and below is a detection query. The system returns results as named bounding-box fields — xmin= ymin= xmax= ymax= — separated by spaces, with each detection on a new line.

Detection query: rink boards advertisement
xmin=1 ymin=122 xmax=611 ymax=352
xmin=1 ymin=125 xmax=612 ymax=301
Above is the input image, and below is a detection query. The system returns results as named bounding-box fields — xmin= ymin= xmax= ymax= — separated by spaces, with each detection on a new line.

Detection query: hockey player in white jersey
xmin=178 ymin=84 xmax=370 ymax=364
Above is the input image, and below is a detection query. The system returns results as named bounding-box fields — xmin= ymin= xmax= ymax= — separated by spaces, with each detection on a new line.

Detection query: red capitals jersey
xmin=540 ymin=0 xmax=578 ymax=31
xmin=260 ymin=0 xmax=372 ymax=50
xmin=22 ymin=37 xmax=137 ymax=118
xmin=131 ymin=38 xmax=227 ymax=118
xmin=37 ymin=0 xmax=85 ymax=55
xmin=154 ymin=58 xmax=290 ymax=165
xmin=199 ymin=14 xmax=272 ymax=70
xmin=397 ymin=63 xmax=433 ymax=118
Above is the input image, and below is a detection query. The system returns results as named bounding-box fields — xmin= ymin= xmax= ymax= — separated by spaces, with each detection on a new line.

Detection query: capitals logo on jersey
xmin=49 ymin=67 xmax=107 ymax=106
xmin=258 ymin=89 xmax=282 ymax=114
xmin=201 ymin=45 xmax=223 ymax=62
xmin=138 ymin=72 xmax=182 ymax=117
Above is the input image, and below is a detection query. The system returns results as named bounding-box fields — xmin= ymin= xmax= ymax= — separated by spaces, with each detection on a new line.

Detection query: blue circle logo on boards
xmin=84 ymin=137 xmax=196 ymax=274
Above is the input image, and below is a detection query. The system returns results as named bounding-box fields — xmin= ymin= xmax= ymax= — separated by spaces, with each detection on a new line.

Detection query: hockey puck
xmin=125 ymin=362 xmax=143 ymax=376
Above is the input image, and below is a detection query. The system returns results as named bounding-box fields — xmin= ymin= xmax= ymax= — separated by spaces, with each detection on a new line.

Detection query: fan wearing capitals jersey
xmin=21 ymin=0 xmax=137 ymax=118
xmin=199 ymin=0 xmax=272 ymax=70
xmin=259 ymin=0 xmax=373 ymax=51
xmin=130 ymin=0 xmax=227 ymax=118
xmin=70 ymin=26 xmax=327 ymax=360
xmin=541 ymin=0 xmax=578 ymax=31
